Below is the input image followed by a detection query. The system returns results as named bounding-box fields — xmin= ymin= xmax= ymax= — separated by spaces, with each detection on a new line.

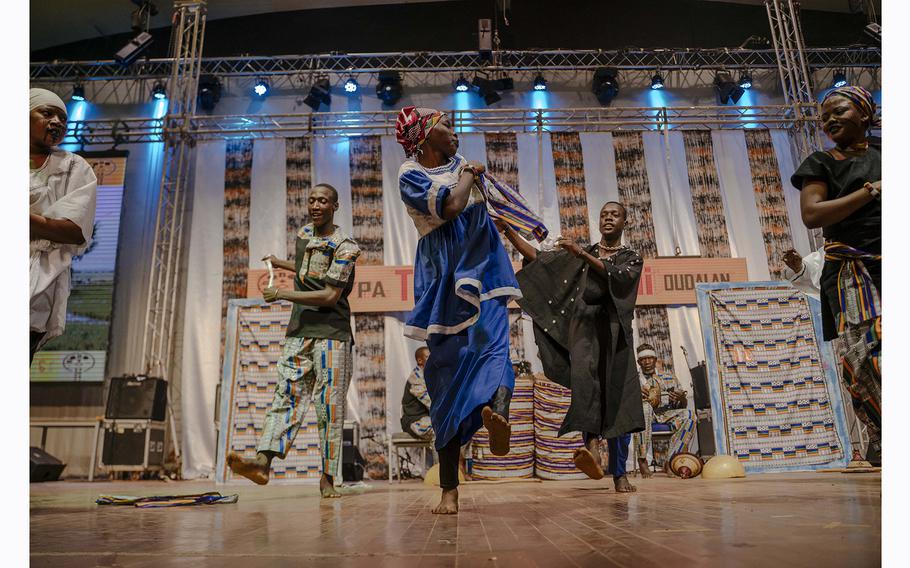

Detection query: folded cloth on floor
xmin=96 ymin=492 xmax=239 ymax=508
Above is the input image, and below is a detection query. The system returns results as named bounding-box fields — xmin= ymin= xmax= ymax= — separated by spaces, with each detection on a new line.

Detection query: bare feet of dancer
xmin=227 ymin=451 xmax=271 ymax=485
xmin=613 ymin=474 xmax=637 ymax=492
xmin=638 ymin=458 xmax=653 ymax=478
xmin=482 ymin=406 xmax=511 ymax=456
xmin=432 ymin=488 xmax=459 ymax=514
xmin=320 ymin=473 xmax=341 ymax=498
xmin=573 ymin=438 xmax=605 ymax=480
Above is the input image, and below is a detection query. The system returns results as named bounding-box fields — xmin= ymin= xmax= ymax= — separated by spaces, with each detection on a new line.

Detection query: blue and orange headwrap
xmin=396 ymin=106 xmax=445 ymax=157
xmin=822 ymin=85 xmax=879 ymax=130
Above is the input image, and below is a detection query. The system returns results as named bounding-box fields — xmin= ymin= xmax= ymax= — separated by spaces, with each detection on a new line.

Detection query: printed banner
xmin=246 ymin=257 xmax=748 ymax=310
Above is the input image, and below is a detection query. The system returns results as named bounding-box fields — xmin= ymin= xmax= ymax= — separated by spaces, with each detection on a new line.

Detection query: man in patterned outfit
xmin=633 ymin=343 xmax=695 ymax=475
xmin=227 ymin=183 xmax=361 ymax=498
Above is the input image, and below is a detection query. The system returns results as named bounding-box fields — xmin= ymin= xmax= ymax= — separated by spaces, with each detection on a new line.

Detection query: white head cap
xmin=30 ymin=88 xmax=68 ymax=117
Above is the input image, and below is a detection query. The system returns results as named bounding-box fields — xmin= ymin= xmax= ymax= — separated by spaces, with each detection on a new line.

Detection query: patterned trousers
xmin=840 ymin=317 xmax=881 ymax=441
xmin=257 ymin=337 xmax=352 ymax=480
xmin=633 ymin=406 xmax=696 ymax=461
xmin=409 ymin=416 xmax=434 ymax=440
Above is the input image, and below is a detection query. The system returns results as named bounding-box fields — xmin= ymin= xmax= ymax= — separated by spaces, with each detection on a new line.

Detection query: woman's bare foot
xmin=573 ymin=447 xmax=605 ymax=480
xmin=227 ymin=451 xmax=270 ymax=485
xmin=432 ymin=488 xmax=459 ymax=514
xmin=320 ymin=474 xmax=341 ymax=498
xmin=638 ymin=458 xmax=653 ymax=478
xmin=482 ymin=406 xmax=511 ymax=456
xmin=613 ymin=475 xmax=637 ymax=493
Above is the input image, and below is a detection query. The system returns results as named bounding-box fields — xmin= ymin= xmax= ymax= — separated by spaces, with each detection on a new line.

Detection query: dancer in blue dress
xmin=396 ymin=106 xmax=520 ymax=514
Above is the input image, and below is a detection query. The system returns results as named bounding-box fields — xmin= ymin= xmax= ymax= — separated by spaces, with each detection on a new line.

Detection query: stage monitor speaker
xmin=102 ymin=421 xmax=166 ymax=467
xmin=690 ymin=363 xmax=711 ymax=410
xmin=342 ymin=426 xmax=364 ymax=482
xmin=106 ymin=376 xmax=167 ymax=421
xmin=696 ymin=411 xmax=716 ymax=458
xmin=30 ymin=447 xmax=66 ymax=482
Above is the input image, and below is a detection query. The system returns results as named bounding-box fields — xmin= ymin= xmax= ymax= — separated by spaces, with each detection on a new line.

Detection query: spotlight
xmin=455 ymin=75 xmax=471 ymax=92
xmin=472 ymin=76 xmax=501 ymax=106
xmin=151 ymin=82 xmax=167 ymax=100
xmin=493 ymin=76 xmax=514 ymax=91
xmin=650 ymin=72 xmax=665 ymax=90
xmin=714 ymin=71 xmax=745 ymax=105
xmin=376 ymin=71 xmax=403 ymax=105
xmin=303 ymin=77 xmax=332 ymax=111
xmin=115 ymin=31 xmax=154 ymax=66
xmin=253 ymin=78 xmax=270 ymax=97
xmin=832 ymin=70 xmax=848 ymax=88
xmin=71 ymin=84 xmax=86 ymax=102
xmin=344 ymin=77 xmax=359 ymax=93
xmin=737 ymin=71 xmax=753 ymax=90
xmin=592 ymin=68 xmax=619 ymax=106
xmin=533 ymin=74 xmax=547 ymax=91
xmin=197 ymin=75 xmax=222 ymax=112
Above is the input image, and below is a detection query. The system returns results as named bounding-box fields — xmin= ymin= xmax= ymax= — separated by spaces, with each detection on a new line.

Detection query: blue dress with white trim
xmin=399 ymin=154 xmax=520 ymax=449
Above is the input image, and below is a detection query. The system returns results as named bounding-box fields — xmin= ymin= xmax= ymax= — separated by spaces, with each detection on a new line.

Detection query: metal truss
xmin=30 ymin=47 xmax=880 ymax=83
xmin=62 ymin=104 xmax=828 ymax=146
xmin=140 ymin=0 xmax=207 ymax=465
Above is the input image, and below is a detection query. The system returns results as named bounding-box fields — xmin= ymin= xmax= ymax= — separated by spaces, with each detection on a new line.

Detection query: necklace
xmin=598 ymin=242 xmax=623 ymax=253
xmin=836 ymin=140 xmax=869 ymax=154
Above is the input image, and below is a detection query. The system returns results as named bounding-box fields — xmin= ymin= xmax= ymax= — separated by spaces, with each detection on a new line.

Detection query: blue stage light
xmin=151 ymin=82 xmax=167 ymax=100
xmin=533 ymin=74 xmax=548 ymax=91
xmin=832 ymin=71 xmax=848 ymax=88
xmin=455 ymin=75 xmax=470 ymax=92
xmin=650 ymin=73 xmax=665 ymax=90
xmin=71 ymin=85 xmax=86 ymax=102
xmin=344 ymin=77 xmax=359 ymax=93
xmin=738 ymin=72 xmax=753 ymax=90
xmin=253 ymin=78 xmax=270 ymax=97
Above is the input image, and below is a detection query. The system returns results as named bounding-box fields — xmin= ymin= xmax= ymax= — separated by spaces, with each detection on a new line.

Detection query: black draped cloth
xmin=516 ymin=245 xmax=645 ymax=438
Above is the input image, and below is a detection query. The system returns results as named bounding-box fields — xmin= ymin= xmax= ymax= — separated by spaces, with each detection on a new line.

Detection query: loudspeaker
xmin=106 ymin=376 xmax=167 ymax=421
xmin=689 ymin=363 xmax=711 ymax=410
xmin=30 ymin=447 xmax=66 ymax=482
xmin=341 ymin=426 xmax=364 ymax=482
xmin=102 ymin=421 xmax=166 ymax=467
xmin=695 ymin=411 xmax=716 ymax=458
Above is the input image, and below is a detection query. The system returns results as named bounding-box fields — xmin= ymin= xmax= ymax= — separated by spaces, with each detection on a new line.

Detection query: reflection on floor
xmin=30 ymin=472 xmax=880 ymax=567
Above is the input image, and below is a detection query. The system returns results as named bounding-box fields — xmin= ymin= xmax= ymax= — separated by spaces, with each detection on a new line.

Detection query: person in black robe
xmin=498 ymin=201 xmax=645 ymax=492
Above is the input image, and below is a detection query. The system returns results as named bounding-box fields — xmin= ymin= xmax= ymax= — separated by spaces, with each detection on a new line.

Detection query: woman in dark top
xmin=790 ymin=85 xmax=881 ymax=462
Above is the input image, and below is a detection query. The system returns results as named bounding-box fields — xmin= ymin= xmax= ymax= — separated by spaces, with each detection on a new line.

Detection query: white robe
xmin=30 ymin=149 xmax=97 ymax=348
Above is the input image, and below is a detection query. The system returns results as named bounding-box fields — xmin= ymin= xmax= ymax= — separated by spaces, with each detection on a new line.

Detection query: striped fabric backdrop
xmin=744 ymin=129 xmax=795 ymax=280
xmin=470 ymin=372 xmax=535 ymax=479
xmin=612 ymin=132 xmax=675 ymax=372
xmin=223 ymin=139 xmax=253 ymax=336
xmin=285 ymin=137 xmax=312 ymax=257
xmin=551 ymin=132 xmax=591 ymax=243
xmin=683 ymin=130 xmax=731 ymax=258
xmin=485 ymin=132 xmax=522 ymax=260
xmin=533 ymin=378 xmax=586 ymax=479
xmin=349 ymin=136 xmax=388 ymax=478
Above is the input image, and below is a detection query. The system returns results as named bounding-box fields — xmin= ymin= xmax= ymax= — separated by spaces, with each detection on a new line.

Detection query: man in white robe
xmin=29 ymin=88 xmax=97 ymax=362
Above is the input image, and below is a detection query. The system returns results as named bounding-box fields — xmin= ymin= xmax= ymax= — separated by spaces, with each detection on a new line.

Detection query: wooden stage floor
xmin=30 ymin=472 xmax=881 ymax=567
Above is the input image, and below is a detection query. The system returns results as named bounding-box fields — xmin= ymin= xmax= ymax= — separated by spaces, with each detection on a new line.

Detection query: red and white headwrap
xmin=396 ymin=106 xmax=445 ymax=157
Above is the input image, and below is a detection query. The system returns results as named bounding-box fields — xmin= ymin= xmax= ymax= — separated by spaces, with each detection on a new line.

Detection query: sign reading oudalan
xmin=246 ymin=257 xmax=749 ymax=312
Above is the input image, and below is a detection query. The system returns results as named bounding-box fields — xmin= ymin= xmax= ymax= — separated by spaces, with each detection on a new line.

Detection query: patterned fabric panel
xmin=470 ymin=373 xmax=535 ymax=479
xmin=708 ymin=287 xmax=845 ymax=467
xmin=744 ymin=129 xmax=796 ymax=280
xmin=682 ymin=130 xmax=731 ymax=258
xmin=223 ymin=139 xmax=253 ymax=337
xmin=485 ymin=132 xmax=522 ymax=260
xmin=550 ymin=131 xmax=591 ymax=243
xmin=352 ymin=314 xmax=387 ymax=479
xmin=285 ymin=137 xmax=312 ymax=258
xmin=533 ymin=378 xmax=586 ymax=479
xmin=612 ymin=131 xmax=674 ymax=372
xmin=224 ymin=302 xmax=321 ymax=481
xmin=349 ymin=136 xmax=384 ymax=265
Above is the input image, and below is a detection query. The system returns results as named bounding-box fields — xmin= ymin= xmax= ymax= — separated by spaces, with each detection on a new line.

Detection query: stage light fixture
xmin=493 ymin=77 xmax=514 ymax=91
xmin=650 ymin=72 xmax=665 ymax=90
xmin=197 ymin=75 xmax=222 ymax=112
xmin=738 ymin=72 xmax=753 ymax=90
xmin=713 ymin=71 xmax=745 ymax=105
xmin=151 ymin=82 xmax=167 ymax=100
xmin=832 ymin=70 xmax=848 ymax=88
xmin=533 ymin=74 xmax=547 ymax=91
xmin=376 ymin=71 xmax=403 ymax=105
xmin=472 ymin=76 xmax=501 ymax=106
xmin=455 ymin=75 xmax=471 ymax=92
xmin=344 ymin=77 xmax=359 ymax=93
xmin=303 ymin=77 xmax=332 ymax=111
xmin=115 ymin=31 xmax=153 ymax=66
xmin=252 ymin=78 xmax=270 ymax=98
xmin=71 ymin=84 xmax=86 ymax=102
xmin=592 ymin=68 xmax=619 ymax=106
